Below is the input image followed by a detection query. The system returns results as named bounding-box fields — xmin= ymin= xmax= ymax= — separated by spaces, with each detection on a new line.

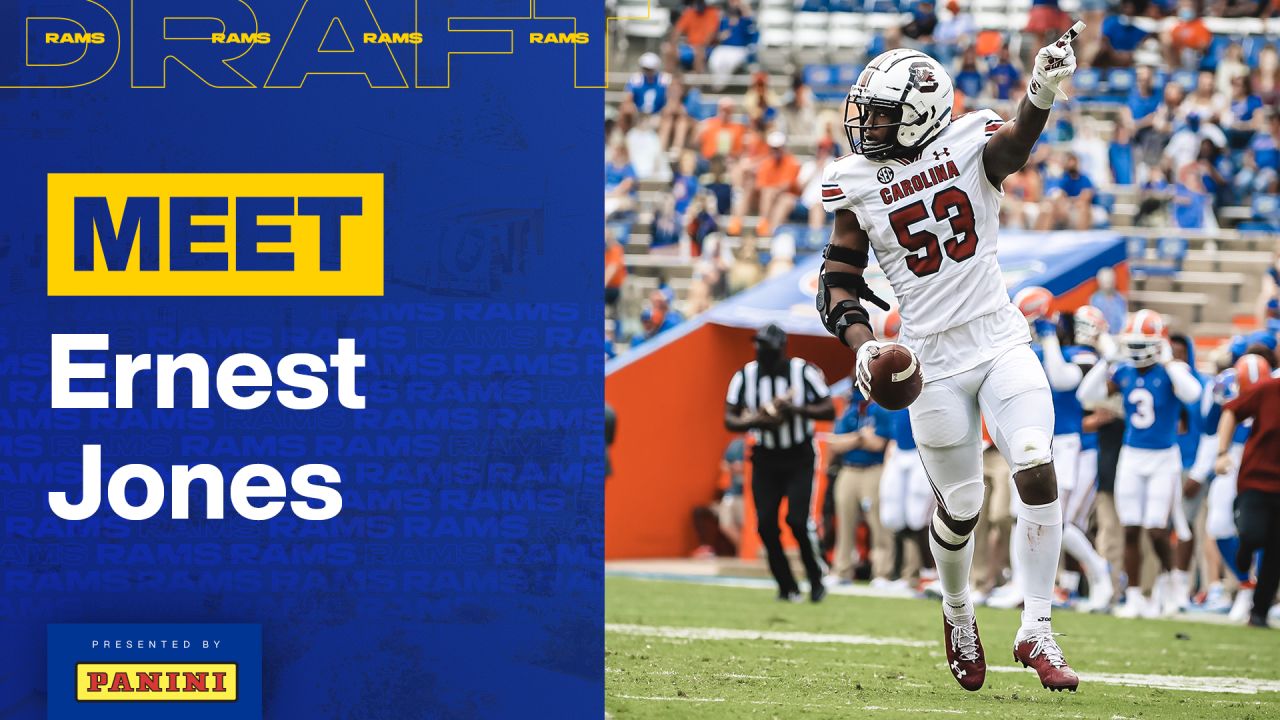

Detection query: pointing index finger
xmin=1056 ymin=20 xmax=1086 ymax=47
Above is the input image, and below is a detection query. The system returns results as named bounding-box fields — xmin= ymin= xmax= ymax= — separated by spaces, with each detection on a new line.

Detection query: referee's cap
xmin=754 ymin=323 xmax=787 ymax=352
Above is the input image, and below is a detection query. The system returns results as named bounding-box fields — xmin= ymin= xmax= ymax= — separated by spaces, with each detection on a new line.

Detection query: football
xmin=868 ymin=343 xmax=923 ymax=411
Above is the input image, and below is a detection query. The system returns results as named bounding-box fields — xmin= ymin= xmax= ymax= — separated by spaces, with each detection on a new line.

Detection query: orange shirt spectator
xmin=756 ymin=150 xmax=800 ymax=192
xmin=1169 ymin=15 xmax=1211 ymax=54
xmin=673 ymin=5 xmax=722 ymax=47
xmin=699 ymin=100 xmax=747 ymax=158
xmin=605 ymin=240 xmax=626 ymax=290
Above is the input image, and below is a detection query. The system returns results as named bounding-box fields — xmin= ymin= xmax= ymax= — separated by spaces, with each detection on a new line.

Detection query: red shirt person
xmin=1216 ymin=359 xmax=1280 ymax=628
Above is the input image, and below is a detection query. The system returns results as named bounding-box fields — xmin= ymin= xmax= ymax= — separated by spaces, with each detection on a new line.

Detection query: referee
xmin=725 ymin=324 xmax=835 ymax=602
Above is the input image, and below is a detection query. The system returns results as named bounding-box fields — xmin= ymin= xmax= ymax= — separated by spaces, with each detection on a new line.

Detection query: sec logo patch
xmin=877 ymin=167 xmax=894 ymax=184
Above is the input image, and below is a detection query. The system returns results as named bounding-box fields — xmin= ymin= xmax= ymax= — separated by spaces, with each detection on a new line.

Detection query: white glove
xmin=855 ymin=341 xmax=889 ymax=399
xmin=1028 ymin=21 xmax=1084 ymax=109
xmin=1158 ymin=339 xmax=1175 ymax=365
xmin=1097 ymin=333 xmax=1121 ymax=362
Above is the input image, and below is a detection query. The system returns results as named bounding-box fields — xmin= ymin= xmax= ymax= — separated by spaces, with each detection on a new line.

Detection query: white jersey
xmin=821 ymin=109 xmax=1028 ymax=381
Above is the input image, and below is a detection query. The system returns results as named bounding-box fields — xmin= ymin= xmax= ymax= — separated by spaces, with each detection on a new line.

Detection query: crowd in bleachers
xmin=605 ymin=0 xmax=1280 ymax=356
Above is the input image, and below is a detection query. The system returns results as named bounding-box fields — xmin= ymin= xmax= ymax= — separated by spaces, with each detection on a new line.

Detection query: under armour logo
xmin=951 ymin=661 xmax=966 ymax=678
xmin=933 ymin=148 xmax=950 ymax=160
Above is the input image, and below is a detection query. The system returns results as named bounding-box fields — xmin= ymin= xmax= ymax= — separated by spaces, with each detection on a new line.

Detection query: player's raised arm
xmin=983 ymin=22 xmax=1083 ymax=186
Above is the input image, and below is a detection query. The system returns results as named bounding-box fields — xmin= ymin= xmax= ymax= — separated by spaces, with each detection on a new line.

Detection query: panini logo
xmin=76 ymin=663 xmax=237 ymax=702
xmin=47 ymin=173 xmax=383 ymax=296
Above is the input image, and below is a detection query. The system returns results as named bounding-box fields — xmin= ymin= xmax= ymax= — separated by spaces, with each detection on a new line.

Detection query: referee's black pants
xmin=752 ymin=447 xmax=825 ymax=596
xmin=1235 ymin=489 xmax=1280 ymax=625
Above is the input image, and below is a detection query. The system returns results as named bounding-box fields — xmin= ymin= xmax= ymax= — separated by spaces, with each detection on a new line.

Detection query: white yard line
xmin=608 ymin=623 xmax=1280 ymax=695
xmin=987 ymin=666 xmax=1280 ymax=695
xmin=606 ymin=623 xmax=933 ymax=648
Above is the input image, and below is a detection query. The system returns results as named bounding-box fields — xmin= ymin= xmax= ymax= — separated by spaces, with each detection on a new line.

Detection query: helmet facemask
xmin=845 ymin=93 xmax=923 ymax=162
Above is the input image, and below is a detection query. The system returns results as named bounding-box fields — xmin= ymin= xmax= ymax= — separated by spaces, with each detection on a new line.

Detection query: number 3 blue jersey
xmin=1112 ymin=363 xmax=1183 ymax=449
xmin=1032 ymin=343 xmax=1084 ymax=437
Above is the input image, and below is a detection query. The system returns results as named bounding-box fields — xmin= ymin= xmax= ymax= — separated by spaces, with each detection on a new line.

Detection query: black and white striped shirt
xmin=726 ymin=358 xmax=830 ymax=452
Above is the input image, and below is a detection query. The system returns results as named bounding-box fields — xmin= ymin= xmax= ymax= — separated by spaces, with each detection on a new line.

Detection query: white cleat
xmin=1114 ymin=588 xmax=1147 ymax=619
xmin=1080 ymin=574 xmax=1114 ymax=613
xmin=1229 ymin=586 xmax=1256 ymax=624
xmin=986 ymin=584 xmax=1025 ymax=610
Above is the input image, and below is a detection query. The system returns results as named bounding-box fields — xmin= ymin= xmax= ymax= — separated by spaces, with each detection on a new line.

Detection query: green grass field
xmin=606 ymin=577 xmax=1280 ymax=719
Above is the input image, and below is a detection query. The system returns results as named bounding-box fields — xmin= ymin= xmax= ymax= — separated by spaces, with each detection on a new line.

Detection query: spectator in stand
xmin=649 ymin=196 xmax=683 ymax=254
xmin=1110 ymin=123 xmax=1136 ymax=185
xmin=1037 ymin=152 xmax=1098 ymax=231
xmin=658 ymin=75 xmax=700 ymax=154
xmin=1182 ymin=71 xmax=1228 ymax=126
xmin=747 ymin=131 xmax=801 ymax=238
xmin=954 ymin=47 xmax=985 ymax=104
xmin=797 ymin=140 xmax=838 ymax=229
xmin=987 ymin=46 xmax=1022 ymax=101
xmin=666 ymin=0 xmax=721 ymax=74
xmin=743 ymin=71 xmax=781 ymax=124
xmin=1173 ymin=161 xmax=1213 ymax=229
xmin=1136 ymin=164 xmax=1172 ymax=225
xmin=827 ymin=389 xmax=895 ymax=584
xmin=1143 ymin=82 xmax=1185 ymax=166
xmin=1236 ymin=112 xmax=1280 ymax=200
xmin=934 ymin=0 xmax=977 ymax=64
xmin=632 ymin=288 xmax=684 ymax=346
xmin=1224 ymin=75 xmax=1266 ymax=148
xmin=780 ymin=71 xmax=817 ymax=139
xmin=1126 ymin=65 xmax=1162 ymax=146
xmin=702 ymin=156 xmax=734 ymax=215
xmin=671 ymin=150 xmax=701 ymax=216
xmin=1164 ymin=0 xmax=1212 ymax=69
xmin=708 ymin=0 xmax=757 ymax=90
xmin=697 ymin=98 xmax=747 ymax=162
xmin=1001 ymin=164 xmax=1044 ymax=230
xmin=1023 ymin=0 xmax=1072 ymax=67
xmin=605 ymin=143 xmax=637 ymax=219
xmin=1197 ymin=137 xmax=1231 ymax=211
xmin=901 ymin=0 xmax=939 ymax=47
xmin=1258 ymin=46 xmax=1280 ymax=105
xmin=1094 ymin=0 xmax=1148 ymax=69
xmin=605 ymin=228 xmax=627 ymax=312
xmin=1216 ymin=44 xmax=1251 ymax=96
xmin=684 ymin=191 xmax=719 ymax=257
xmin=1165 ymin=113 xmax=1227 ymax=175
xmin=1089 ymin=267 xmax=1128 ymax=336
xmin=626 ymin=53 xmax=670 ymax=116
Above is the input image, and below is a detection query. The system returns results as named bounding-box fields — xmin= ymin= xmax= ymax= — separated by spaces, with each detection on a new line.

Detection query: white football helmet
xmin=845 ymin=50 xmax=954 ymax=161
xmin=1120 ymin=309 xmax=1166 ymax=368
xmin=1073 ymin=305 xmax=1108 ymax=346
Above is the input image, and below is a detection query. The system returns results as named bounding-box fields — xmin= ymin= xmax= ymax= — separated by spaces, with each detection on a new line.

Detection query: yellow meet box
xmin=48 ymin=173 xmax=383 ymax=296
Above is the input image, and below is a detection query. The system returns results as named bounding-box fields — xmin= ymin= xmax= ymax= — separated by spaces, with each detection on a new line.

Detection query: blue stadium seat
xmin=1072 ymin=68 xmax=1101 ymax=96
xmin=1171 ymin=70 xmax=1196 ymax=92
xmin=608 ymin=221 xmax=634 ymax=244
xmin=1157 ymin=236 xmax=1188 ymax=270
xmin=1107 ymin=68 xmax=1135 ymax=95
xmin=1251 ymin=194 xmax=1280 ymax=224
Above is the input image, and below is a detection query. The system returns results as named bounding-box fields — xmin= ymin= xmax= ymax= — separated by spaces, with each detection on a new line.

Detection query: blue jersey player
xmin=1078 ymin=310 xmax=1202 ymax=618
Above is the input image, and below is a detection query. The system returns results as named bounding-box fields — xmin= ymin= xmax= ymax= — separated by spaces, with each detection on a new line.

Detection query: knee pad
xmin=1008 ymin=427 xmax=1053 ymax=473
xmin=937 ymin=476 xmax=985 ymax=524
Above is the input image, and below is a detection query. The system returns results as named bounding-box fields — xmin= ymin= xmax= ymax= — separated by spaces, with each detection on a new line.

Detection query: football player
xmin=875 ymin=311 xmax=938 ymax=593
xmin=1077 ymin=311 xmax=1204 ymax=618
xmin=815 ymin=25 xmax=1086 ymax=691
xmin=1189 ymin=351 xmax=1272 ymax=620
xmin=1006 ymin=290 xmax=1112 ymax=614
